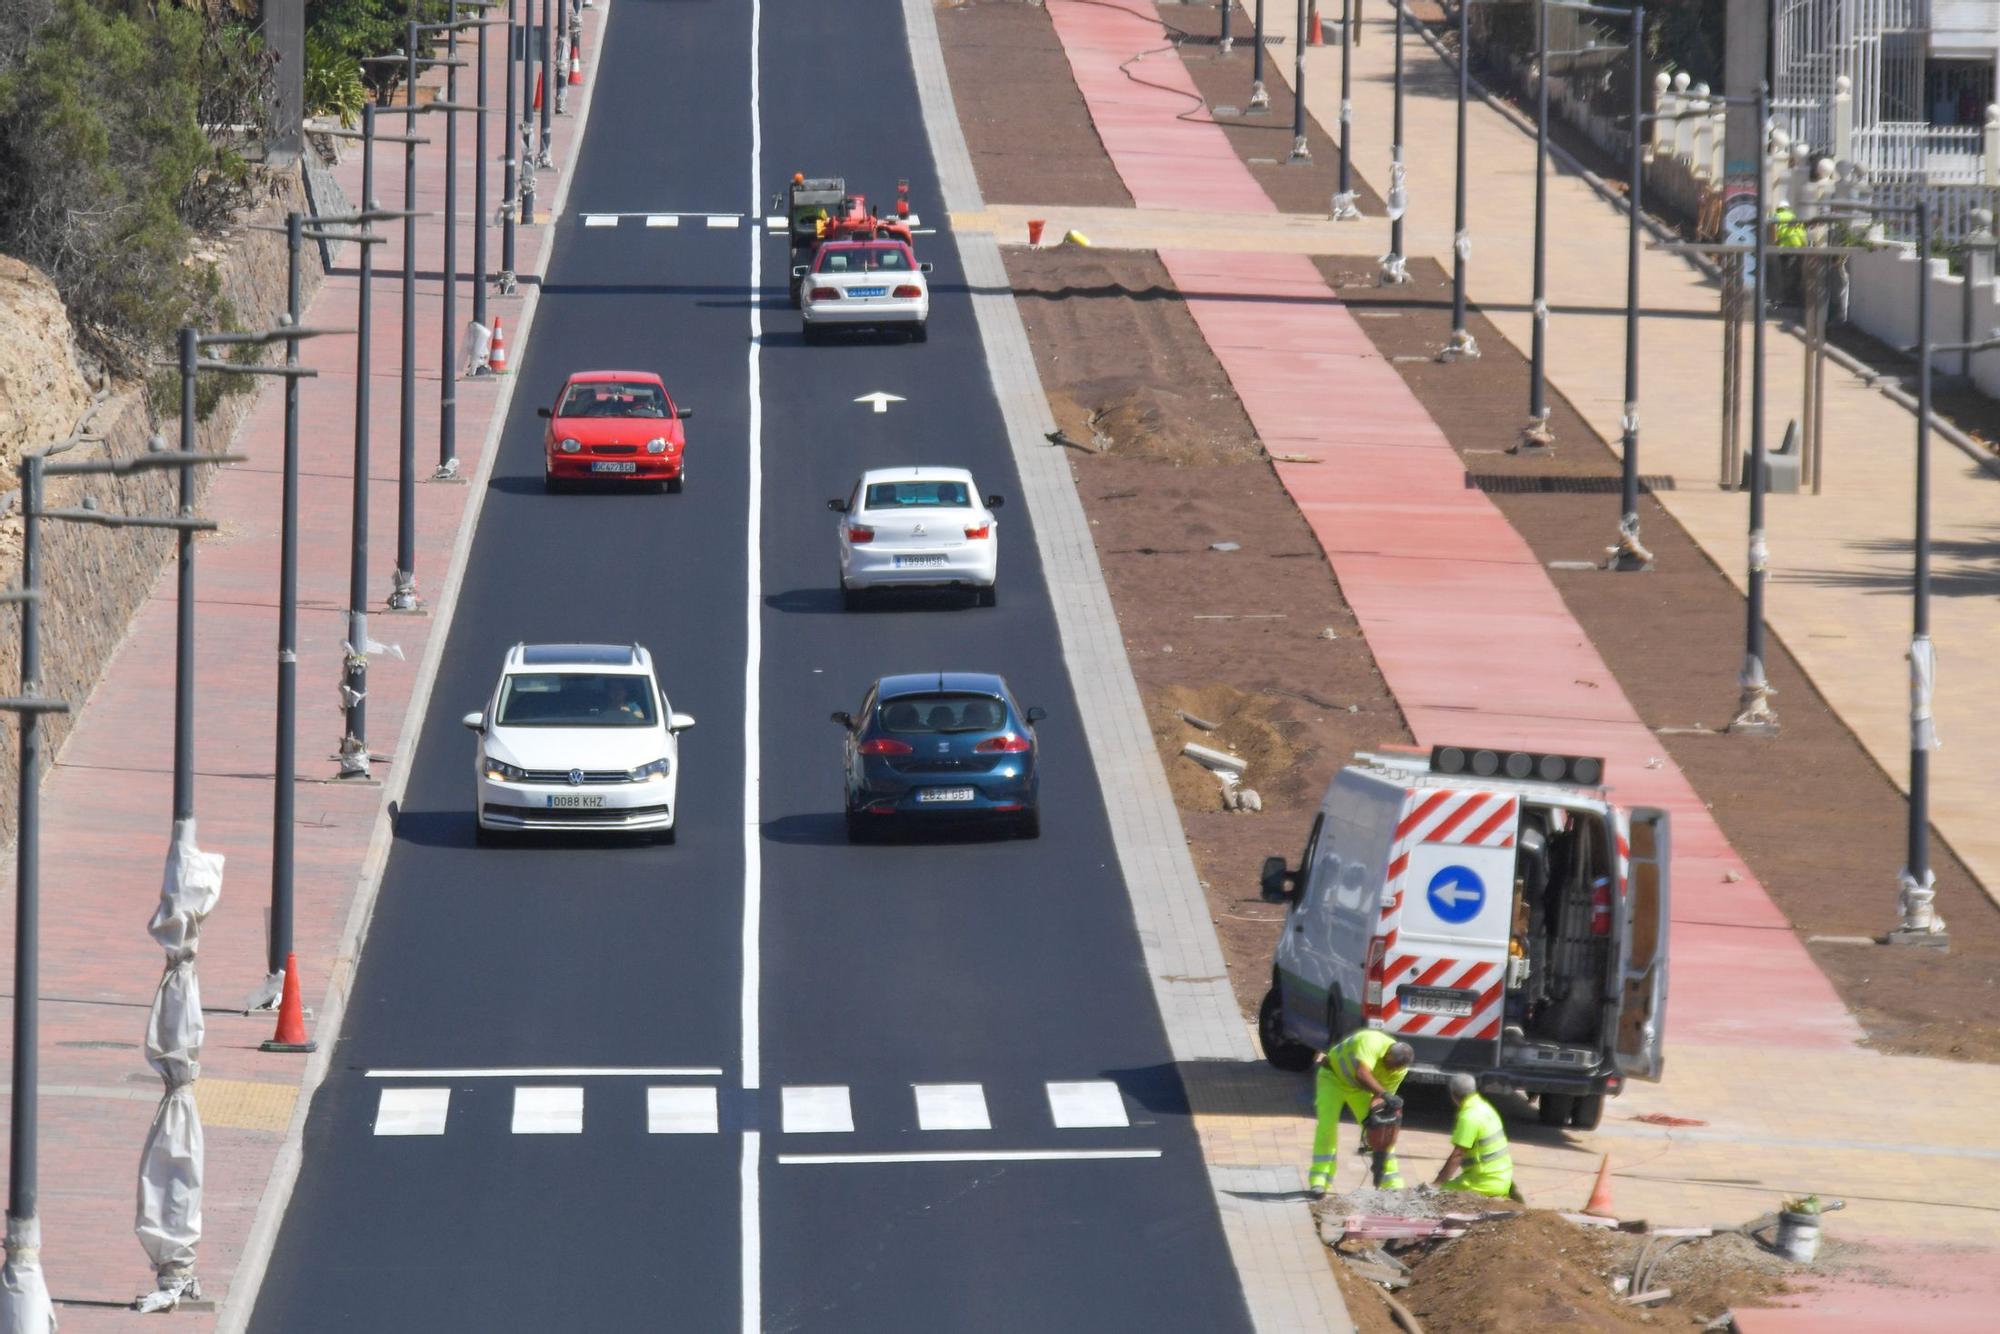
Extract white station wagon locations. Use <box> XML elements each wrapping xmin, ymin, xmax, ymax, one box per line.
<box><xmin>463</xmin><ymin>643</ymin><xmax>694</xmax><ymax>843</ymax></box>
<box><xmin>830</xmin><ymin>467</ymin><xmax>1003</xmax><ymax>609</ymax></box>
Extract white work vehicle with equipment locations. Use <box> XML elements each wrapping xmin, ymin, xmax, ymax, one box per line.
<box><xmin>1258</xmin><ymin>744</ymin><xmax>1669</xmax><ymax>1130</ymax></box>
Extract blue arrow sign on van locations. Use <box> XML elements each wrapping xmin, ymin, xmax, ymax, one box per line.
<box><xmin>1426</xmin><ymin>865</ymin><xmax>1486</xmax><ymax>924</ymax></box>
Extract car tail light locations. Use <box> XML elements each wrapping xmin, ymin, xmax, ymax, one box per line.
<box><xmin>974</xmin><ymin>733</ymin><xmax>1031</xmax><ymax>754</ymax></box>
<box><xmin>963</xmin><ymin>523</ymin><xmax>990</xmax><ymax>540</ymax></box>
<box><xmin>846</xmin><ymin>524</ymin><xmax>875</xmax><ymax>544</ymax></box>
<box><xmin>857</xmin><ymin>737</ymin><xmax>912</xmax><ymax>756</ymax></box>
<box><xmin>810</xmin><ymin>286</ymin><xmax>841</xmax><ymax>300</ymax></box>
<box><xmin>893</xmin><ymin>284</ymin><xmax>922</xmax><ymax>299</ymax></box>
<box><xmin>1362</xmin><ymin>935</ymin><xmax>1390</xmax><ymax>1021</ymax></box>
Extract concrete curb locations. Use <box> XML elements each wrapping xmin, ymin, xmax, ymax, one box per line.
<box><xmin>212</xmin><ymin>9</ymin><xmax>611</xmax><ymax>1328</ymax></box>
<box><xmin>902</xmin><ymin>3</ymin><xmax>1351</xmax><ymax>1331</ymax></box>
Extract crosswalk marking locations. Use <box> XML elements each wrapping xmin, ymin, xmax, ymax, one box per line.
<box><xmin>781</xmin><ymin>1149</ymin><xmax>1162</xmax><ymax>1166</ymax></box>
<box><xmin>647</xmin><ymin>1086</ymin><xmax>719</xmax><ymax>1134</ymax></box>
<box><xmin>913</xmin><ymin>1083</ymin><xmax>990</xmax><ymax>1131</ymax></box>
<box><xmin>583</xmin><ymin>214</ymin><xmax>617</xmax><ymax>227</ymax></box>
<box><xmin>646</xmin><ymin>214</ymin><xmax>678</xmax><ymax>228</ymax></box>
<box><xmin>1045</xmin><ymin>1081</ymin><xmax>1129</xmax><ymax>1129</ymax></box>
<box><xmin>512</xmin><ymin>1086</ymin><xmax>584</xmax><ymax>1134</ymax></box>
<box><xmin>706</xmin><ymin>215</ymin><xmax>740</xmax><ymax>229</ymax></box>
<box><xmin>374</xmin><ymin>1087</ymin><xmax>449</xmax><ymax>1136</ymax></box>
<box><xmin>781</xmin><ymin>1085</ymin><xmax>853</xmax><ymax>1134</ymax></box>
<box><xmin>765</xmin><ymin>216</ymin><xmax>786</xmax><ymax>230</ymax></box>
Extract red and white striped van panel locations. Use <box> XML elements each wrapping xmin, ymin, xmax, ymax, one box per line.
<box><xmin>1376</xmin><ymin>786</ymin><xmax>1518</xmax><ymax>1045</ymax></box>
<box><xmin>1376</xmin><ymin>958</ymin><xmax>1504</xmax><ymax>1041</ymax></box>
<box><xmin>1383</xmin><ymin>789</ymin><xmax>1518</xmax><ymax>892</ymax></box>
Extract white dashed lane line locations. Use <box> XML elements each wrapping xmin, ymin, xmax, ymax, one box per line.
<box><xmin>512</xmin><ymin>1086</ymin><xmax>585</xmax><ymax>1135</ymax></box>
<box><xmin>913</xmin><ymin>1083</ymin><xmax>991</xmax><ymax>1131</ymax></box>
<box><xmin>646</xmin><ymin>214</ymin><xmax>679</xmax><ymax>227</ymax></box>
<box><xmin>780</xmin><ymin>1085</ymin><xmax>854</xmax><ymax>1134</ymax></box>
<box><xmin>648</xmin><ymin>1086</ymin><xmax>721</xmax><ymax>1134</ymax></box>
<box><xmin>1046</xmin><ymin>1080</ymin><xmax>1130</xmax><ymax>1129</ymax></box>
<box><xmin>373</xmin><ymin>1088</ymin><xmax>450</xmax><ymax>1136</ymax></box>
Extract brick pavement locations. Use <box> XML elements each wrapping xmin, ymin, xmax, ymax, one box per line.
<box><xmin>0</xmin><ymin>7</ymin><xmax>605</xmax><ymax>1324</ymax></box>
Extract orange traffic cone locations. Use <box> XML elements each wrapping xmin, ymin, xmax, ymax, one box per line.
<box><xmin>568</xmin><ymin>47</ymin><xmax>583</xmax><ymax>86</ymax></box>
<box><xmin>260</xmin><ymin>952</ymin><xmax>317</xmax><ymax>1053</ymax></box>
<box><xmin>1309</xmin><ymin>5</ymin><xmax>1323</xmax><ymax>45</ymax></box>
<box><xmin>488</xmin><ymin>317</ymin><xmax>509</xmax><ymax>375</ymax></box>
<box><xmin>1582</xmin><ymin>1153</ymin><xmax>1616</xmax><ymax>1217</ymax></box>
<box><xmin>533</xmin><ymin>68</ymin><xmax>544</xmax><ymax>111</ymax></box>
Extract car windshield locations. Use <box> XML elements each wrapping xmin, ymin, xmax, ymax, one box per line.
<box><xmin>864</xmin><ymin>480</ymin><xmax>970</xmax><ymax>509</ymax></box>
<box><xmin>558</xmin><ymin>383</ymin><xmax>668</xmax><ymax>418</ymax></box>
<box><xmin>495</xmin><ymin>672</ymin><xmax>657</xmax><ymax>727</ymax></box>
<box><xmin>817</xmin><ymin>245</ymin><xmax>911</xmax><ymax>273</ymax></box>
<box><xmin>878</xmin><ymin>693</ymin><xmax>1008</xmax><ymax>735</ymax></box>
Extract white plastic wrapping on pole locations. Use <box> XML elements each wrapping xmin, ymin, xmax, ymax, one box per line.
<box><xmin>134</xmin><ymin>818</ymin><xmax>224</xmax><ymax>1312</ymax></box>
<box><xmin>1908</xmin><ymin>635</ymin><xmax>1939</xmax><ymax>752</ymax></box>
<box><xmin>0</xmin><ymin>1216</ymin><xmax>55</xmax><ymax>1333</ymax></box>
<box><xmin>463</xmin><ymin>319</ymin><xmax>493</xmax><ymax>375</ymax></box>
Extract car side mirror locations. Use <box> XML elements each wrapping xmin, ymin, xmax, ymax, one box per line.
<box><xmin>1025</xmin><ymin>706</ymin><xmax>1047</xmax><ymax>724</ymax></box>
<box><xmin>1260</xmin><ymin>855</ymin><xmax>1298</xmax><ymax>904</ymax></box>
<box><xmin>536</xmin><ymin>406</ymin><xmax>552</xmax><ymax>418</ymax></box>
<box><xmin>827</xmin><ymin>498</ymin><xmax>848</xmax><ymax>513</ymax></box>
<box><xmin>830</xmin><ymin>710</ymin><xmax>854</xmax><ymax>729</ymax></box>
<box><xmin>676</xmin><ymin>407</ymin><xmax>694</xmax><ymax>420</ymax></box>
<box><xmin>668</xmin><ymin>712</ymin><xmax>696</xmax><ymax>732</ymax></box>
<box><xmin>792</xmin><ymin>265</ymin><xmax>808</xmax><ymax>279</ymax></box>
<box><xmin>461</xmin><ymin>711</ymin><xmax>485</xmax><ymax>732</ymax></box>
<box><xmin>919</xmin><ymin>262</ymin><xmax>934</xmax><ymax>274</ymax></box>
<box><xmin>985</xmin><ymin>494</ymin><xmax>1005</xmax><ymax>509</ymax></box>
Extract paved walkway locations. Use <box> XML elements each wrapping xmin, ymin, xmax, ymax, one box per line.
<box><xmin>1039</xmin><ymin>0</ymin><xmax>2000</xmax><ymax>1316</ymax></box>
<box><xmin>0</xmin><ymin>11</ymin><xmax>604</xmax><ymax>1324</ymax></box>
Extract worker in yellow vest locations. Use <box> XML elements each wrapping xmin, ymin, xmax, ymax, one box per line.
<box><xmin>1772</xmin><ymin>200</ymin><xmax>1807</xmax><ymax>304</ymax></box>
<box><xmin>1434</xmin><ymin>1073</ymin><xmax>1515</xmax><ymax>1198</ymax></box>
<box><xmin>1308</xmin><ymin>1029</ymin><xmax>1414</xmax><ymax>1196</ymax></box>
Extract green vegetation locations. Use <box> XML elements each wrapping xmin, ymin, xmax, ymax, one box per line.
<box><xmin>305</xmin><ymin>36</ymin><xmax>367</xmax><ymax>125</ymax></box>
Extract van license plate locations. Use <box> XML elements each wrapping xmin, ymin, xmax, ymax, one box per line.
<box><xmin>1400</xmin><ymin>987</ymin><xmax>1474</xmax><ymax>1018</ymax></box>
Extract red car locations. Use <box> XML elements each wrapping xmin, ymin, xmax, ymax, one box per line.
<box><xmin>537</xmin><ymin>370</ymin><xmax>692</xmax><ymax>492</ymax></box>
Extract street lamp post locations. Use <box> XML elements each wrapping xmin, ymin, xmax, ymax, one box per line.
<box><xmin>1524</xmin><ymin>0</ymin><xmax>1553</xmax><ymax>448</ymax></box>
<box><xmin>540</xmin><ymin>0</ymin><xmax>554</xmax><ymax>152</ymax></box>
<box><xmin>1250</xmin><ymin>0</ymin><xmax>1270</xmax><ymax>110</ymax></box>
<box><xmin>1608</xmin><ymin>2</ymin><xmax>1650</xmax><ymax>570</ymax></box>
<box><xmin>1380</xmin><ymin>0</ymin><xmax>1409</xmax><ymax>283</ymax></box>
<box><xmin>1220</xmin><ymin>0</ymin><xmax>1233</xmax><ymax>53</ymax></box>
<box><xmin>1443</xmin><ymin>0</ymin><xmax>1478</xmax><ymax>358</ymax></box>
<box><xmin>1292</xmin><ymin>0</ymin><xmax>1311</xmax><ymax>162</ymax></box>
<box><xmin>499</xmin><ymin>0</ymin><xmax>520</xmax><ymax>293</ymax></box>
<box><xmin>1728</xmin><ymin>81</ymin><xmax>1778</xmax><ymax>733</ymax></box>
<box><xmin>1332</xmin><ymin>0</ymin><xmax>1357</xmax><ymax>206</ymax></box>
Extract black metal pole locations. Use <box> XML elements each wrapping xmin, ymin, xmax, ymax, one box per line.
<box><xmin>501</xmin><ymin>0</ymin><xmax>519</xmax><ymax>288</ymax></box>
<box><xmin>1445</xmin><ymin>0</ymin><xmax>1475</xmax><ymax>356</ymax></box>
<box><xmin>343</xmin><ymin>103</ymin><xmax>376</xmax><ymax>775</ymax></box>
<box><xmin>1732</xmin><ymin>80</ymin><xmax>1776</xmax><ymax>733</ymax></box>
<box><xmin>174</xmin><ymin>325</ymin><xmax>197</xmax><ymax>823</ymax></box>
<box><xmin>10</xmin><ymin>454</ymin><xmax>45</xmax><ymax>1231</ymax></box>
<box><xmin>539</xmin><ymin>0</ymin><xmax>553</xmax><ymax>154</ymax></box>
<box><xmin>439</xmin><ymin>19</ymin><xmax>460</xmax><ymax>478</ymax></box>
<box><xmin>394</xmin><ymin>23</ymin><xmax>420</xmax><ymax>611</ymax></box>
<box><xmin>1332</xmin><ymin>0</ymin><xmax>1354</xmax><ymax>196</ymax></box>
<box><xmin>1220</xmin><ymin>0</ymin><xmax>1233</xmax><ymax>52</ymax></box>
<box><xmin>1382</xmin><ymin>0</ymin><xmax>1407</xmax><ymax>281</ymax></box>
<box><xmin>474</xmin><ymin>16</ymin><xmax>490</xmax><ymax>328</ymax></box>
<box><xmin>1526</xmin><ymin>0</ymin><xmax>1551</xmax><ymax>444</ymax></box>
<box><xmin>271</xmin><ymin>211</ymin><xmax>303</xmax><ymax>978</ymax></box>
<box><xmin>1613</xmin><ymin>4</ymin><xmax>1649</xmax><ymax>568</ymax></box>
<box><xmin>1293</xmin><ymin>0</ymin><xmax>1311</xmax><ymax>162</ymax></box>
<box><xmin>1251</xmin><ymin>0</ymin><xmax>1268</xmax><ymax>109</ymax></box>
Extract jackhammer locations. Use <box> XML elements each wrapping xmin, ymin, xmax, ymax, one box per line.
<box><xmin>1363</xmin><ymin>1095</ymin><xmax>1405</xmax><ymax>1187</ymax></box>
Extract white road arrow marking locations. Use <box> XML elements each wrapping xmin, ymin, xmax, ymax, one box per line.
<box><xmin>854</xmin><ymin>392</ymin><xmax>906</xmax><ymax>414</ymax></box>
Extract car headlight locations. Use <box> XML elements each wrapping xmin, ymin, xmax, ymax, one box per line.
<box><xmin>630</xmin><ymin>757</ymin><xmax>672</xmax><ymax>782</ymax></box>
<box><xmin>645</xmin><ymin>437</ymin><xmax>668</xmax><ymax>455</ymax></box>
<box><xmin>557</xmin><ymin>438</ymin><xmax>581</xmax><ymax>454</ymax></box>
<box><xmin>483</xmin><ymin>757</ymin><xmax>528</xmax><ymax>783</ymax></box>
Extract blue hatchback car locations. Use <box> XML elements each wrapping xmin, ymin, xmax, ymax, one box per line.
<box><xmin>834</xmin><ymin>672</ymin><xmax>1045</xmax><ymax>841</ymax></box>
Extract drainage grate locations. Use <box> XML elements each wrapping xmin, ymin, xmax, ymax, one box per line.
<box><xmin>1465</xmin><ymin>473</ymin><xmax>1677</xmax><ymax>494</ymax></box>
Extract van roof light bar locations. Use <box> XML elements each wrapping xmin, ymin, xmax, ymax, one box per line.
<box><xmin>1430</xmin><ymin>745</ymin><xmax>1605</xmax><ymax>788</ymax></box>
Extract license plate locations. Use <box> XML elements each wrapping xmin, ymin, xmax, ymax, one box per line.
<box><xmin>850</xmin><ymin>286</ymin><xmax>887</xmax><ymax>298</ymax></box>
<box><xmin>591</xmin><ymin>461</ymin><xmax>637</xmax><ymax>474</ymax></box>
<box><xmin>917</xmin><ymin>787</ymin><xmax>975</xmax><ymax>803</ymax></box>
<box><xmin>893</xmin><ymin>554</ymin><xmax>947</xmax><ymax>568</ymax></box>
<box><xmin>1399</xmin><ymin>987</ymin><xmax>1474</xmax><ymax>1018</ymax></box>
<box><xmin>547</xmin><ymin>793</ymin><xmax>606</xmax><ymax>809</ymax></box>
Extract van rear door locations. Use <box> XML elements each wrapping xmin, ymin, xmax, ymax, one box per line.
<box><xmin>1613</xmin><ymin>807</ymin><xmax>1671</xmax><ymax>1080</ymax></box>
<box><xmin>1387</xmin><ymin>791</ymin><xmax>1518</xmax><ymax>1045</ymax></box>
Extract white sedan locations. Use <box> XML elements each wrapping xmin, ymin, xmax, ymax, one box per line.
<box><xmin>831</xmin><ymin>467</ymin><xmax>1003</xmax><ymax>609</ymax></box>
<box><xmin>463</xmin><ymin>642</ymin><xmax>694</xmax><ymax>842</ymax></box>
<box><xmin>799</xmin><ymin>240</ymin><xmax>931</xmax><ymax>343</ymax></box>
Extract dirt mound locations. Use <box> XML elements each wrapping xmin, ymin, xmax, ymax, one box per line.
<box><xmin>1150</xmin><ymin>681</ymin><xmax>1335</xmax><ymax>815</ymax></box>
<box><xmin>0</xmin><ymin>254</ymin><xmax>91</xmax><ymax>474</ymax></box>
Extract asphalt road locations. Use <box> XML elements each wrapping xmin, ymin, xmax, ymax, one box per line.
<box><xmin>250</xmin><ymin>1</ymin><xmax>1251</xmax><ymax>1329</ymax></box>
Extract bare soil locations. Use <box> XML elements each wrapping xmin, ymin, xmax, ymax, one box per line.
<box><xmin>1323</xmin><ymin>254</ymin><xmax>2000</xmax><ymax>1063</ymax></box>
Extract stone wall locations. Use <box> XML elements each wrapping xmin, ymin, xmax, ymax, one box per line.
<box><xmin>0</xmin><ymin>165</ymin><xmax>324</xmax><ymax>841</ymax></box>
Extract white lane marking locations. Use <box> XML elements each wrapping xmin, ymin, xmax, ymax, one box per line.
<box><xmin>648</xmin><ymin>1086</ymin><xmax>720</xmax><ymax>1134</ymax></box>
<box><xmin>647</xmin><ymin>214</ymin><xmax>679</xmax><ymax>228</ymax></box>
<box><xmin>744</xmin><ymin>4</ymin><xmax>765</xmax><ymax>1329</ymax></box>
<box><xmin>765</xmin><ymin>216</ymin><xmax>785</xmax><ymax>230</ymax></box>
<box><xmin>781</xmin><ymin>1085</ymin><xmax>853</xmax><ymax>1134</ymax></box>
<box><xmin>853</xmin><ymin>391</ymin><xmax>906</xmax><ymax>414</ymax></box>
<box><xmin>740</xmin><ymin>1130</ymin><xmax>761</xmax><ymax>1327</ymax></box>
<box><xmin>511</xmin><ymin>1086</ymin><xmax>585</xmax><ymax>1134</ymax></box>
<box><xmin>708</xmin><ymin>214</ymin><xmax>741</xmax><ymax>229</ymax></box>
<box><xmin>905</xmin><ymin>213</ymin><xmax>921</xmax><ymax>226</ymax></box>
<box><xmin>913</xmin><ymin>228</ymin><xmax>938</xmax><ymax>236</ymax></box>
<box><xmin>779</xmin><ymin>1149</ymin><xmax>1163</xmax><ymax>1166</ymax></box>
<box><xmin>373</xmin><ymin>1088</ymin><xmax>450</xmax><ymax>1136</ymax></box>
<box><xmin>584</xmin><ymin>214</ymin><xmax>618</xmax><ymax>227</ymax></box>
<box><xmin>366</xmin><ymin>1066</ymin><xmax>721</xmax><ymax>1079</ymax></box>
<box><xmin>914</xmin><ymin>1083</ymin><xmax>991</xmax><ymax>1131</ymax></box>
<box><xmin>1046</xmin><ymin>1081</ymin><xmax>1130</xmax><ymax>1129</ymax></box>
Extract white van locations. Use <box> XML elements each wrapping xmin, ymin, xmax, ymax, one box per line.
<box><xmin>1257</xmin><ymin>745</ymin><xmax>1669</xmax><ymax>1130</ymax></box>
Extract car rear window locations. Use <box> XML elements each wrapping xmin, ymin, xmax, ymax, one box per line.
<box><xmin>878</xmin><ymin>693</ymin><xmax>1008</xmax><ymax>734</ymax></box>
<box><xmin>864</xmin><ymin>480</ymin><xmax>970</xmax><ymax>509</ymax></box>
<box><xmin>817</xmin><ymin>245</ymin><xmax>912</xmax><ymax>273</ymax></box>
<box><xmin>496</xmin><ymin>673</ymin><xmax>657</xmax><ymax>727</ymax></box>
<box><xmin>559</xmin><ymin>383</ymin><xmax>668</xmax><ymax>418</ymax></box>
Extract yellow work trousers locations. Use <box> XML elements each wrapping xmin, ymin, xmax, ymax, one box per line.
<box><xmin>1309</xmin><ymin>1066</ymin><xmax>1403</xmax><ymax>1191</ymax></box>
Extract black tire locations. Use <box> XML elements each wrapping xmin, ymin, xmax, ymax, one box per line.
<box><xmin>666</xmin><ymin>475</ymin><xmax>683</xmax><ymax>494</ymax></box>
<box><xmin>844</xmin><ymin>810</ymin><xmax>871</xmax><ymax>843</ymax></box>
<box><xmin>840</xmin><ymin>584</ymin><xmax>864</xmax><ymax>612</ymax></box>
<box><xmin>909</xmin><ymin>321</ymin><xmax>929</xmax><ymax>344</ymax></box>
<box><xmin>1259</xmin><ymin>986</ymin><xmax>1316</xmax><ymax>1072</ymax></box>
<box><xmin>1014</xmin><ymin>809</ymin><xmax>1040</xmax><ymax>840</ymax></box>
<box><xmin>975</xmin><ymin>583</ymin><xmax>997</xmax><ymax>608</ymax></box>
<box><xmin>1538</xmin><ymin>1093</ymin><xmax>1576</xmax><ymax>1127</ymax></box>
<box><xmin>1568</xmin><ymin>1094</ymin><xmax>1605</xmax><ymax>1131</ymax></box>
<box><xmin>474</xmin><ymin>822</ymin><xmax>501</xmax><ymax>847</ymax></box>
<box><xmin>543</xmin><ymin>473</ymin><xmax>561</xmax><ymax>494</ymax></box>
<box><xmin>803</xmin><ymin>323</ymin><xmax>823</xmax><ymax>345</ymax></box>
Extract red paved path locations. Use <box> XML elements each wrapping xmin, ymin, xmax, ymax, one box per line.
<box><xmin>1044</xmin><ymin>0</ymin><xmax>1857</xmax><ymax>1050</ymax></box>
<box><xmin>0</xmin><ymin>11</ymin><xmax>603</xmax><ymax>1323</ymax></box>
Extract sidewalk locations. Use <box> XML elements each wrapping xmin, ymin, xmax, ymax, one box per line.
<box><xmin>1278</xmin><ymin>12</ymin><xmax>2000</xmax><ymax>909</ymax></box>
<box><xmin>0</xmin><ymin>11</ymin><xmax>603</xmax><ymax>1325</ymax></box>
<box><xmin>1038</xmin><ymin>0</ymin><xmax>2000</xmax><ymax>1316</ymax></box>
